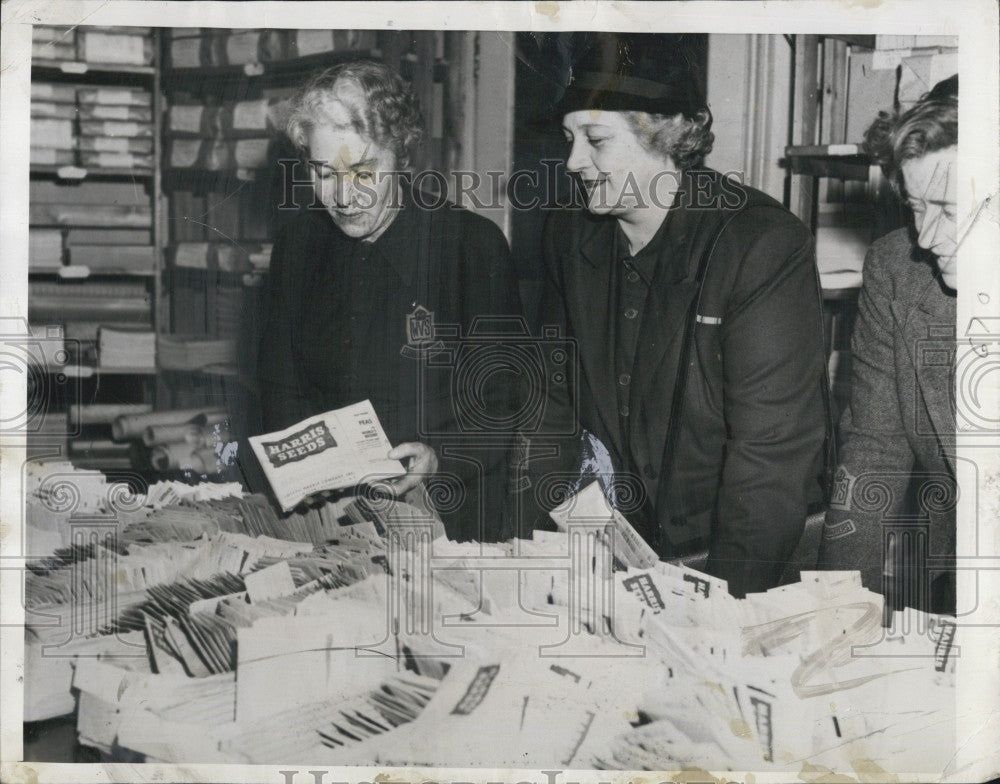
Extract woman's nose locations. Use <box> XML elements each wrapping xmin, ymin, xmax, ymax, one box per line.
<box><xmin>915</xmin><ymin>205</ymin><xmax>942</xmax><ymax>252</ymax></box>
<box><xmin>566</xmin><ymin>138</ymin><xmax>589</xmax><ymax>173</ymax></box>
<box><xmin>331</xmin><ymin>175</ymin><xmax>357</xmax><ymax>207</ymax></box>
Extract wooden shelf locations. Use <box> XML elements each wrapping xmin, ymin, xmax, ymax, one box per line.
<box><xmin>162</xmin><ymin>168</ymin><xmax>260</xmax><ymax>190</ymax></box>
<box><xmin>30</xmin><ymin>165</ymin><xmax>154</xmax><ymax>181</ymax></box>
<box><xmin>784</xmin><ymin>144</ymin><xmax>872</xmax><ymax>181</ymax></box>
<box><xmin>32</xmin><ymin>60</ymin><xmax>155</xmax><ymax>83</ymax></box>
<box><xmin>44</xmin><ymin>365</ymin><xmax>157</xmax><ymax>379</ymax></box>
<box><xmin>30</xmin><ymin>266</ymin><xmax>156</xmax><ymax>279</ymax></box>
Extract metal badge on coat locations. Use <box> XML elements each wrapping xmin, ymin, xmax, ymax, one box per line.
<box><xmin>401</xmin><ymin>304</ymin><xmax>445</xmax><ymax>358</ymax></box>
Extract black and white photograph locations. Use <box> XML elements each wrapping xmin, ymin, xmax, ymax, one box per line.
<box><xmin>1</xmin><ymin>1</ymin><xmax>997</xmax><ymax>782</ymax></box>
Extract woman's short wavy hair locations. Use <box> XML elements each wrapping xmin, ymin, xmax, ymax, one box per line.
<box><xmin>622</xmin><ymin>108</ymin><xmax>715</xmax><ymax>170</ymax></box>
<box><xmin>864</xmin><ymin>74</ymin><xmax>957</xmax><ymax>194</ymax></box>
<box><xmin>285</xmin><ymin>60</ymin><xmax>425</xmax><ymax>168</ymax></box>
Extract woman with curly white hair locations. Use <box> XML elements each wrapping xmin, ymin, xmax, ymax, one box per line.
<box><xmin>258</xmin><ymin>60</ymin><xmax>522</xmax><ymax>541</ymax></box>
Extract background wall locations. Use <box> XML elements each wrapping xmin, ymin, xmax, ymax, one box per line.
<box><xmin>705</xmin><ymin>34</ymin><xmax>793</xmax><ymax>204</ymax></box>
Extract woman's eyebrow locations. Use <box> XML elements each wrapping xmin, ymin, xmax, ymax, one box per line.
<box><xmin>311</xmin><ymin>155</ymin><xmax>378</xmax><ymax>172</ymax></box>
<box><xmin>562</xmin><ymin>123</ymin><xmax>612</xmax><ymax>133</ymax></box>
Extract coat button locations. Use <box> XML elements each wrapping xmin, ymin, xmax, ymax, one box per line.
<box><xmin>624</xmin><ymin>308</ymin><xmax>639</xmax><ymax>319</ymax></box>
<box><xmin>620</xmin><ymin>404</ymin><xmax>630</xmax><ymax>417</ymax></box>
<box><xmin>626</xmin><ymin>271</ymin><xmax>640</xmax><ymax>284</ymax></box>
<box><xmin>618</xmin><ymin>373</ymin><xmax>631</xmax><ymax>386</ymax></box>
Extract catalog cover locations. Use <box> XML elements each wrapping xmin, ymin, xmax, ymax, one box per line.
<box><xmin>247</xmin><ymin>400</ymin><xmax>404</xmax><ymax>511</ymax></box>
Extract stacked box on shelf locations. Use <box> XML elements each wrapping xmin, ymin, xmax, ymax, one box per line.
<box><xmin>75</xmin><ymin>26</ymin><xmax>155</xmax><ymax>67</ymax></box>
<box><xmin>167</xmin><ymin>28</ymin><xmax>288</xmax><ymax>69</ymax></box>
<box><xmin>98</xmin><ymin>325</ymin><xmax>157</xmax><ymax>370</ymax></box>
<box><xmin>165</xmin><ymin>91</ymin><xmax>292</xmax><ymax>177</ymax></box>
<box><xmin>30</xmin><ymin>80</ymin><xmax>77</xmax><ymax>167</ymax></box>
<box><xmin>31</xmin><ymin>25</ymin><xmax>77</xmax><ymax>63</ymax></box>
<box><xmin>28</xmin><ymin>28</ymin><xmax>162</xmax><ymax>475</ymax></box>
<box><xmin>29</xmin><ymin>227</ymin><xmax>65</xmax><ymax>272</ymax></box>
<box><xmin>30</xmin><ymin>179</ymin><xmax>156</xmax><ymax>276</ymax></box>
<box><xmin>30</xmin><ymin>279</ymin><xmax>152</xmax><ymax>345</ymax></box>
<box><xmin>286</xmin><ymin>29</ymin><xmax>379</xmax><ymax>59</ymax></box>
<box><xmin>167</xmin><ymin>28</ymin><xmax>377</xmax><ymax>71</ymax></box>
<box><xmin>77</xmin><ymin>85</ymin><xmax>155</xmax><ymax>172</ymax></box>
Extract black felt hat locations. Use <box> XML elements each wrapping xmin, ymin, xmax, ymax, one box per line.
<box><xmin>556</xmin><ymin>33</ymin><xmax>709</xmax><ymax>120</ymax></box>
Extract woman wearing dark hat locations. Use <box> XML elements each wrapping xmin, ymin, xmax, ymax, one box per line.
<box><xmin>818</xmin><ymin>75</ymin><xmax>959</xmax><ymax>615</ymax></box>
<box><xmin>519</xmin><ymin>34</ymin><xmax>830</xmax><ymax>597</ymax></box>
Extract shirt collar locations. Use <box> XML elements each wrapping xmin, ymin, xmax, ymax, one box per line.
<box><xmin>615</xmin><ymin>211</ymin><xmax>671</xmax><ymax>285</ymax></box>
<box><xmin>366</xmin><ymin>185</ymin><xmax>421</xmax><ymax>287</ymax></box>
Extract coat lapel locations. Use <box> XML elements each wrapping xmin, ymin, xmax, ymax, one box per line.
<box><xmin>631</xmin><ymin>180</ymin><xmax>706</xmax><ymax>418</ymax></box>
<box><xmin>632</xmin><ymin>237</ymin><xmax>699</xmax><ymax>415</ymax></box>
<box><xmin>568</xmin><ymin>215</ymin><xmax>626</xmax><ymax>456</ymax></box>
<box><xmin>895</xmin><ymin>273</ymin><xmax>957</xmax><ymax>475</ymax></box>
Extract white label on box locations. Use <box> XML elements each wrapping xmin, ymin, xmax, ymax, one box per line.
<box><xmin>170</xmin><ymin>139</ymin><xmax>202</xmax><ymax>168</ymax></box>
<box><xmin>90</xmin><ymin>137</ymin><xmax>130</xmax><ymax>153</ymax></box>
<box><xmin>232</xmin><ymin>99</ymin><xmax>268</xmax><ymax>131</ymax></box>
<box><xmin>86</xmin><ymin>153</ymin><xmax>140</xmax><ymax>168</ymax></box>
<box><xmin>174</xmin><ymin>242</ymin><xmax>211</xmax><ymax>268</ymax></box>
<box><xmin>113</xmin><ymin>122</ymin><xmax>141</xmax><ymax>136</ymax></box>
<box><xmin>30</xmin><ymin>148</ymin><xmax>58</xmax><ymax>165</ymax></box>
<box><xmin>33</xmin><ymin>119</ymin><xmax>75</xmax><ymax>147</ymax></box>
<box><xmin>226</xmin><ymin>32</ymin><xmax>260</xmax><ymax>65</ymax></box>
<box><xmin>170</xmin><ymin>105</ymin><xmax>204</xmax><ymax>134</ymax></box>
<box><xmin>171</xmin><ymin>37</ymin><xmax>203</xmax><ymax>67</ymax></box>
<box><xmin>294</xmin><ymin>30</ymin><xmax>335</xmax><ymax>57</ymax></box>
<box><xmin>92</xmin><ymin>106</ymin><xmax>131</xmax><ymax>121</ymax></box>
<box><xmin>93</xmin><ymin>88</ymin><xmax>145</xmax><ymax>105</ymax></box>
<box><xmin>234</xmin><ymin>138</ymin><xmax>270</xmax><ymax>168</ymax></box>
<box><xmin>84</xmin><ymin>32</ymin><xmax>147</xmax><ymax>65</ymax></box>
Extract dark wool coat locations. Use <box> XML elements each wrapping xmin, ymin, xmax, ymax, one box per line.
<box><xmin>521</xmin><ymin>168</ymin><xmax>830</xmax><ymax>597</ymax></box>
<box><xmin>257</xmin><ymin>192</ymin><xmax>523</xmax><ymax>541</ymax></box>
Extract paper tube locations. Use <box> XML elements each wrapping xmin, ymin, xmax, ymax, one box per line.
<box><xmin>70</xmin><ymin>403</ymin><xmax>152</xmax><ymax>427</ymax></box>
<box><xmin>142</xmin><ymin>423</ymin><xmax>200</xmax><ymax>447</ymax></box>
<box><xmin>113</xmin><ymin>407</ymin><xmax>226</xmax><ymax>441</ymax></box>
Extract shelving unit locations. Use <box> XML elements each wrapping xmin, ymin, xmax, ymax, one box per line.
<box><xmin>27</xmin><ymin>26</ymin><xmax>164</xmax><ymax>471</ymax></box>
<box><xmin>26</xmin><ymin>26</ymin><xmax>486</xmax><ymax>482</ymax></box>
<box><xmin>784</xmin><ymin>34</ymin><xmax>958</xmax><ymax>417</ymax></box>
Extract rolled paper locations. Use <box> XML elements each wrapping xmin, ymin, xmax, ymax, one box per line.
<box><xmin>142</xmin><ymin>423</ymin><xmax>200</xmax><ymax>447</ymax></box>
<box><xmin>68</xmin><ymin>439</ymin><xmax>132</xmax><ymax>456</ymax></box>
<box><xmin>112</xmin><ymin>407</ymin><xmax>227</xmax><ymax>441</ymax></box>
<box><xmin>69</xmin><ymin>403</ymin><xmax>152</xmax><ymax>427</ymax></box>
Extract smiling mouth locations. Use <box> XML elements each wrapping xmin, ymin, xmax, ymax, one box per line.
<box><xmin>579</xmin><ymin>177</ymin><xmax>607</xmax><ymax>194</ymax></box>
